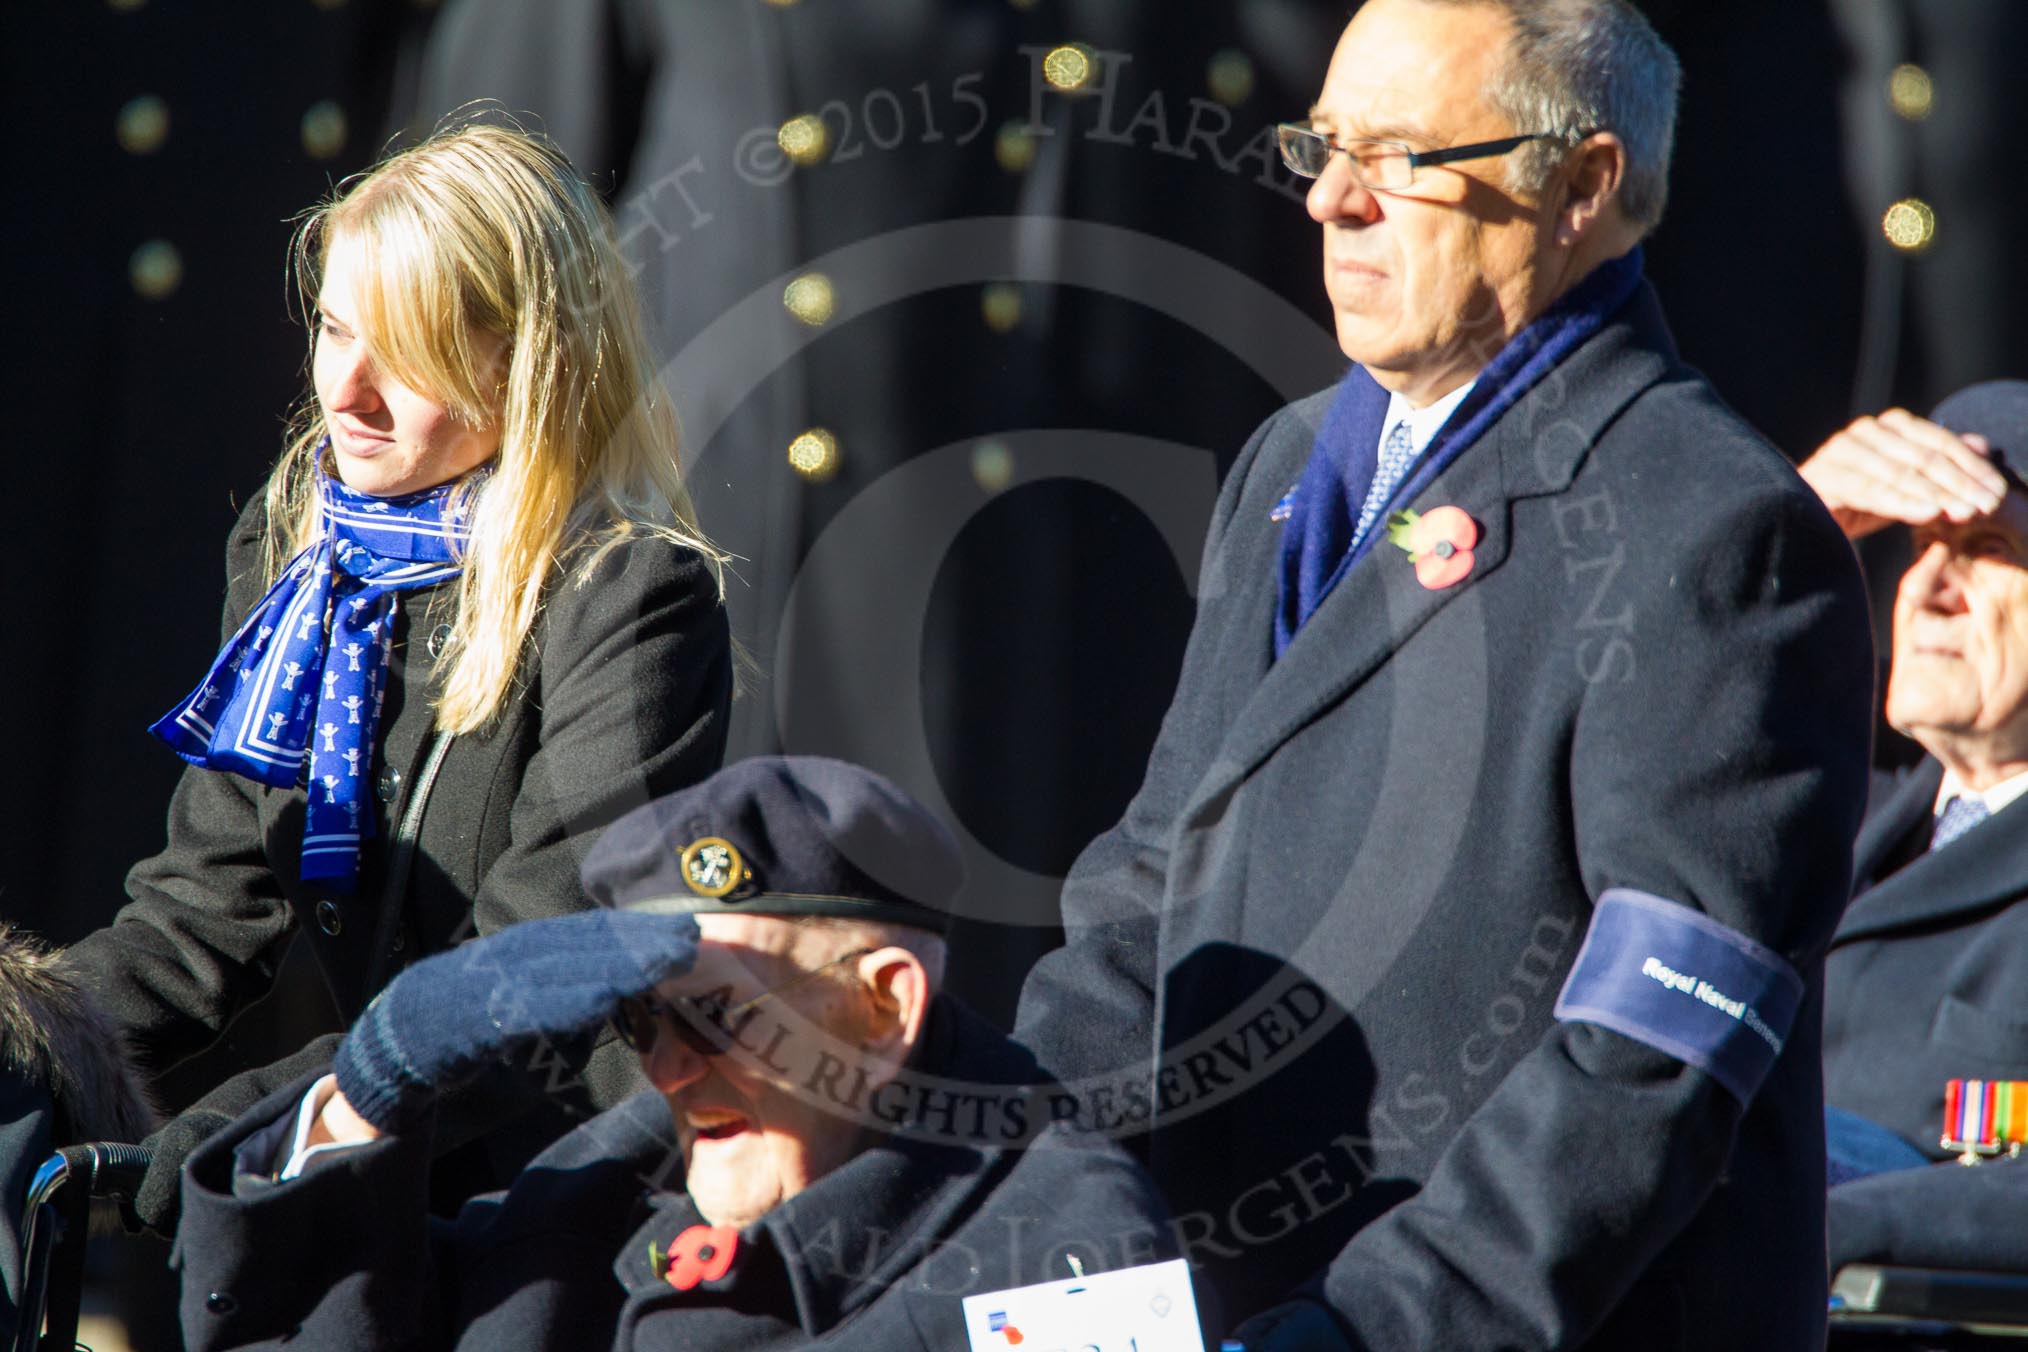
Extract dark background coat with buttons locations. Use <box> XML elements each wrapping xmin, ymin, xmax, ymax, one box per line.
<box><xmin>401</xmin><ymin>0</ymin><xmax>1358</xmax><ymax>1026</ymax></box>
<box><xmin>11</xmin><ymin>0</ymin><xmax>2001</xmax><ymax>1043</ymax></box>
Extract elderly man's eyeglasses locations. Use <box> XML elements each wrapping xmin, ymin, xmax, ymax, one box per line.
<box><xmin>1275</xmin><ymin>123</ymin><xmax>1558</xmax><ymax>190</ymax></box>
<box><xmin>612</xmin><ymin>947</ymin><xmax>875</xmax><ymax>1056</ymax></box>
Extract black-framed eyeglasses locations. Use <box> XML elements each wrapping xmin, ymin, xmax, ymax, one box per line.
<box><xmin>611</xmin><ymin>946</ymin><xmax>876</xmax><ymax>1056</ymax></box>
<box><xmin>1275</xmin><ymin>122</ymin><xmax>1560</xmax><ymax>190</ymax></box>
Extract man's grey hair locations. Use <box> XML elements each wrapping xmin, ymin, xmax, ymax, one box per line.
<box><xmin>1429</xmin><ymin>0</ymin><xmax>1681</xmax><ymax>233</ymax></box>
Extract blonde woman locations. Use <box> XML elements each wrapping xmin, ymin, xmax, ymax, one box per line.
<box><xmin>55</xmin><ymin>123</ymin><xmax>732</xmax><ymax>1232</ymax></box>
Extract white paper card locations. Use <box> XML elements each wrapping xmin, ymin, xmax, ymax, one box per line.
<box><xmin>961</xmin><ymin>1257</ymin><xmax>1205</xmax><ymax>1352</ymax></box>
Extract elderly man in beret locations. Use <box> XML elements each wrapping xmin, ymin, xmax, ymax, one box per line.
<box><xmin>1799</xmin><ymin>381</ymin><xmax>2028</xmax><ymax>1275</ymax></box>
<box><xmin>170</xmin><ymin>757</ymin><xmax>1172</xmax><ymax>1351</ymax></box>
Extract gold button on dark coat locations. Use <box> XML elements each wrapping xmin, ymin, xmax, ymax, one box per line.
<box><xmin>994</xmin><ymin>122</ymin><xmax>1037</xmax><ymax>173</ymax></box>
<box><xmin>116</xmin><ymin>96</ymin><xmax>170</xmax><ymax>154</ymax></box>
<box><xmin>777</xmin><ymin>114</ymin><xmax>830</xmax><ymax>167</ymax></box>
<box><xmin>1882</xmin><ymin>198</ymin><xmax>1937</xmax><ymax>253</ymax></box>
<box><xmin>980</xmin><ymin>283</ymin><xmax>1021</xmax><ymax>332</ymax></box>
<box><xmin>783</xmin><ymin>273</ymin><xmax>836</xmax><ymax>326</ymax></box>
<box><xmin>787</xmin><ymin>429</ymin><xmax>841</xmax><ymax>482</ymax></box>
<box><xmin>1042</xmin><ymin>43</ymin><xmax>1098</xmax><ymax>92</ymax></box>
<box><xmin>1887</xmin><ymin>63</ymin><xmax>1933</xmax><ymax>121</ymax></box>
<box><xmin>129</xmin><ymin>240</ymin><xmax>182</xmax><ymax>301</ymax></box>
<box><xmin>301</xmin><ymin>101</ymin><xmax>348</xmax><ymax>160</ymax></box>
<box><xmin>1207</xmin><ymin>49</ymin><xmax>1256</xmax><ymax>108</ymax></box>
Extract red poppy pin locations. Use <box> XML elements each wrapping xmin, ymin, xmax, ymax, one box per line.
<box><xmin>651</xmin><ymin>1223</ymin><xmax>739</xmax><ymax>1291</ymax></box>
<box><xmin>1386</xmin><ymin>506</ymin><xmax>1479</xmax><ymax>589</ymax></box>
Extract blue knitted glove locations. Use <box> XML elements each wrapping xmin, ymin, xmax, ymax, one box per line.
<box><xmin>333</xmin><ymin>909</ymin><xmax>700</xmax><ymax>1134</ymax></box>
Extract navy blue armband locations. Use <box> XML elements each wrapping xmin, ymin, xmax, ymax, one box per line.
<box><xmin>1553</xmin><ymin>888</ymin><xmax>1803</xmax><ymax>1105</ymax></box>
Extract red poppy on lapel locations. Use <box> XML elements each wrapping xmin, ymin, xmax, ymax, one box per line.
<box><xmin>654</xmin><ymin>1223</ymin><xmax>739</xmax><ymax>1291</ymax></box>
<box><xmin>1387</xmin><ymin>506</ymin><xmax>1479</xmax><ymax>589</ymax></box>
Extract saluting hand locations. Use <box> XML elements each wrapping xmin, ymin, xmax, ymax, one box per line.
<box><xmin>329</xmin><ymin>909</ymin><xmax>701</xmax><ymax>1137</ymax></box>
<box><xmin>1798</xmin><ymin>408</ymin><xmax>2007</xmax><ymax>540</ymax></box>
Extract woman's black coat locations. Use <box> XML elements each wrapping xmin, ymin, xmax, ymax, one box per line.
<box><xmin>60</xmin><ymin>499</ymin><xmax>732</xmax><ymax>1207</ymax></box>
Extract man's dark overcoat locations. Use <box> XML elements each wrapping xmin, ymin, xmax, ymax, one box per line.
<box><xmin>1826</xmin><ymin>757</ymin><xmax>2028</xmax><ymax>1154</ymax></box>
<box><xmin>174</xmin><ymin>999</ymin><xmax>1175</xmax><ymax>1351</ymax></box>
<box><xmin>1016</xmin><ymin>281</ymin><xmax>1876</xmax><ymax>1348</ymax></box>
<box><xmin>61</xmin><ymin>502</ymin><xmax>731</xmax><ymax>1173</ymax></box>
<box><xmin>1822</xmin><ymin>759</ymin><xmax>2028</xmax><ymax>1274</ymax></box>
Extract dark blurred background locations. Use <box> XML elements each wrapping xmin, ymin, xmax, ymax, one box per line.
<box><xmin>5</xmin><ymin>0</ymin><xmax>2022</xmax><ymax>1093</ymax></box>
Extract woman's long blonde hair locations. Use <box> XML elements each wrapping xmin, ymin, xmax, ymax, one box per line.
<box><xmin>267</xmin><ymin>121</ymin><xmax>723</xmax><ymax>735</ymax></box>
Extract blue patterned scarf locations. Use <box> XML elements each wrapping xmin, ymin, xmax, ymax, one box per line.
<box><xmin>153</xmin><ymin>465</ymin><xmax>476</xmax><ymax>890</ymax></box>
<box><xmin>1274</xmin><ymin>248</ymin><xmax>1646</xmax><ymax>657</ymax></box>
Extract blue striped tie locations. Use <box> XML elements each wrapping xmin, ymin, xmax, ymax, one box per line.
<box><xmin>1351</xmin><ymin>420</ymin><xmax>1417</xmax><ymax>552</ymax></box>
<box><xmin>1932</xmin><ymin>795</ymin><xmax>1991</xmax><ymax>851</ymax></box>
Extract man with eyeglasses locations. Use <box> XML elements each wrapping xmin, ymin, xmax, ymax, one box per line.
<box><xmin>1015</xmin><ymin>0</ymin><xmax>1874</xmax><ymax>1347</ymax></box>
<box><xmin>167</xmin><ymin>757</ymin><xmax>1173</xmax><ymax>1350</ymax></box>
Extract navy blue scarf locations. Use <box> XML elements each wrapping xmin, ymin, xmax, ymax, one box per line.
<box><xmin>154</xmin><ymin>467</ymin><xmax>475</xmax><ymax>891</ymax></box>
<box><xmin>1274</xmin><ymin>248</ymin><xmax>1646</xmax><ymax>657</ymax></box>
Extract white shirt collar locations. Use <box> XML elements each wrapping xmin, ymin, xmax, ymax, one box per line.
<box><xmin>1382</xmin><ymin>380</ymin><xmax>1478</xmax><ymax>461</ymax></box>
<box><xmin>1935</xmin><ymin>765</ymin><xmax>2028</xmax><ymax>818</ymax></box>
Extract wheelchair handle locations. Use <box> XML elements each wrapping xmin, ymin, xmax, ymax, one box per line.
<box><xmin>14</xmin><ymin>1143</ymin><xmax>155</xmax><ymax>1352</ymax></box>
<box><xmin>65</xmin><ymin>1142</ymin><xmax>151</xmax><ymax>1203</ymax></box>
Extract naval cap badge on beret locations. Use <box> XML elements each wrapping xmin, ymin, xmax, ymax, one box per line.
<box><xmin>679</xmin><ymin>837</ymin><xmax>748</xmax><ymax>898</ymax></box>
<box><xmin>581</xmin><ymin>756</ymin><xmax>964</xmax><ymax>934</ymax></box>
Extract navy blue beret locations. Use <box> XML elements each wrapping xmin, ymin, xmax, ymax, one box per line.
<box><xmin>1932</xmin><ymin>380</ymin><xmax>2028</xmax><ymax>483</ymax></box>
<box><xmin>580</xmin><ymin>756</ymin><xmax>963</xmax><ymax>934</ymax></box>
